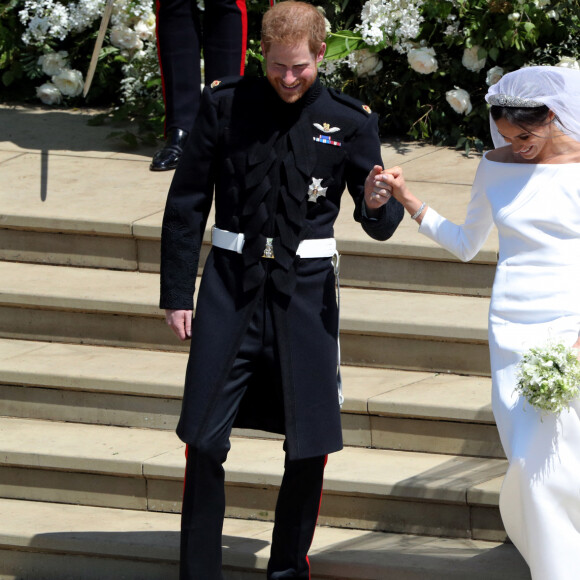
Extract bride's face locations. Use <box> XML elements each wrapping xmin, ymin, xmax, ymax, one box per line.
<box><xmin>495</xmin><ymin>115</ymin><xmax>555</xmax><ymax>162</ymax></box>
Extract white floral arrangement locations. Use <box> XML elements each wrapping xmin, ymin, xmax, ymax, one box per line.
<box><xmin>516</xmin><ymin>341</ymin><xmax>580</xmax><ymax>414</ymax></box>
<box><xmin>18</xmin><ymin>0</ymin><xmax>157</xmax><ymax>105</ymax></box>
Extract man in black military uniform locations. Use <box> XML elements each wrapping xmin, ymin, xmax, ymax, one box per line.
<box><xmin>160</xmin><ymin>2</ymin><xmax>403</xmax><ymax>578</ymax></box>
<box><xmin>151</xmin><ymin>0</ymin><xmax>247</xmax><ymax>171</ymax></box>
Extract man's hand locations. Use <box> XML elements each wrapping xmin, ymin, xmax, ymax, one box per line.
<box><xmin>165</xmin><ymin>309</ymin><xmax>193</xmax><ymax>341</ymax></box>
<box><xmin>364</xmin><ymin>165</ymin><xmax>392</xmax><ymax>214</ymax></box>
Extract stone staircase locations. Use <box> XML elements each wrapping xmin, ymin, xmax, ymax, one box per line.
<box><xmin>0</xmin><ymin>104</ymin><xmax>530</xmax><ymax>579</ymax></box>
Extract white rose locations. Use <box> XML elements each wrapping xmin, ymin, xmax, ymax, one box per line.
<box><xmin>462</xmin><ymin>46</ymin><xmax>486</xmax><ymax>72</ymax></box>
<box><xmin>556</xmin><ymin>56</ymin><xmax>580</xmax><ymax>70</ymax></box>
<box><xmin>507</xmin><ymin>12</ymin><xmax>520</xmax><ymax>21</ymax></box>
<box><xmin>110</xmin><ymin>25</ymin><xmax>144</xmax><ymax>51</ymax></box>
<box><xmin>446</xmin><ymin>87</ymin><xmax>472</xmax><ymax>115</ymax></box>
<box><xmin>486</xmin><ymin>66</ymin><xmax>504</xmax><ymax>86</ymax></box>
<box><xmin>353</xmin><ymin>49</ymin><xmax>383</xmax><ymax>77</ymax></box>
<box><xmin>36</xmin><ymin>82</ymin><xmax>62</xmax><ymax>105</ymax></box>
<box><xmin>52</xmin><ymin>69</ymin><xmax>84</xmax><ymax>97</ymax></box>
<box><xmin>134</xmin><ymin>19</ymin><xmax>154</xmax><ymax>41</ymax></box>
<box><xmin>38</xmin><ymin>51</ymin><xmax>69</xmax><ymax>76</ymax></box>
<box><xmin>407</xmin><ymin>47</ymin><xmax>438</xmax><ymax>75</ymax></box>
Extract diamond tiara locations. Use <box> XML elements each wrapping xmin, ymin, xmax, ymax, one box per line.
<box><xmin>487</xmin><ymin>94</ymin><xmax>545</xmax><ymax>108</ymax></box>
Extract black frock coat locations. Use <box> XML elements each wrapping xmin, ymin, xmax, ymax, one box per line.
<box><xmin>160</xmin><ymin>75</ymin><xmax>403</xmax><ymax>460</ymax></box>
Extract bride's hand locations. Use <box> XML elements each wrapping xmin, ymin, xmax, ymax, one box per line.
<box><xmin>381</xmin><ymin>166</ymin><xmax>428</xmax><ymax>223</ymax></box>
<box><xmin>380</xmin><ymin>166</ymin><xmax>410</xmax><ymax>203</ymax></box>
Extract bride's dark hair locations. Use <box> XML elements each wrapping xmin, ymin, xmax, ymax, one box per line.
<box><xmin>490</xmin><ymin>104</ymin><xmax>561</xmax><ymax>134</ymax></box>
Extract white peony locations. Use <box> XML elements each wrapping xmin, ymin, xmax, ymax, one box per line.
<box><xmin>38</xmin><ymin>50</ymin><xmax>69</xmax><ymax>76</ymax></box>
<box><xmin>556</xmin><ymin>56</ymin><xmax>580</xmax><ymax>70</ymax></box>
<box><xmin>356</xmin><ymin>49</ymin><xmax>383</xmax><ymax>77</ymax></box>
<box><xmin>36</xmin><ymin>82</ymin><xmax>62</xmax><ymax>105</ymax></box>
<box><xmin>110</xmin><ymin>25</ymin><xmax>144</xmax><ymax>51</ymax></box>
<box><xmin>462</xmin><ymin>46</ymin><xmax>486</xmax><ymax>72</ymax></box>
<box><xmin>486</xmin><ymin>66</ymin><xmax>504</xmax><ymax>86</ymax></box>
<box><xmin>134</xmin><ymin>18</ymin><xmax>155</xmax><ymax>41</ymax></box>
<box><xmin>52</xmin><ymin>68</ymin><xmax>84</xmax><ymax>97</ymax></box>
<box><xmin>346</xmin><ymin>49</ymin><xmax>383</xmax><ymax>77</ymax></box>
<box><xmin>446</xmin><ymin>87</ymin><xmax>472</xmax><ymax>115</ymax></box>
<box><xmin>407</xmin><ymin>46</ymin><xmax>438</xmax><ymax>74</ymax></box>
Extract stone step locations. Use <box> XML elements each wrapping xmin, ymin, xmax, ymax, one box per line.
<box><xmin>0</xmin><ymin>338</ymin><xmax>502</xmax><ymax>458</ymax></box>
<box><xmin>0</xmin><ymin>498</ymin><xmax>530</xmax><ymax>580</ymax></box>
<box><xmin>0</xmin><ymin>117</ymin><xmax>498</xmax><ymax>296</ymax></box>
<box><xmin>0</xmin><ymin>262</ymin><xmax>491</xmax><ymax>374</ymax></box>
<box><xmin>0</xmin><ymin>417</ymin><xmax>507</xmax><ymax>541</ymax></box>
<box><xmin>0</xmin><ymin>221</ymin><xmax>497</xmax><ymax>296</ymax></box>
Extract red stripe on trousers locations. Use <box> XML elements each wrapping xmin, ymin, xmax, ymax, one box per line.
<box><xmin>237</xmin><ymin>0</ymin><xmax>248</xmax><ymax>75</ymax></box>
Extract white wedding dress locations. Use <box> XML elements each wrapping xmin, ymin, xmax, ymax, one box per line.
<box><xmin>419</xmin><ymin>154</ymin><xmax>580</xmax><ymax>580</ymax></box>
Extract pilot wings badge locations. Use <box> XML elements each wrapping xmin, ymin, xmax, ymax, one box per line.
<box><xmin>313</xmin><ymin>122</ymin><xmax>340</xmax><ymax>134</ymax></box>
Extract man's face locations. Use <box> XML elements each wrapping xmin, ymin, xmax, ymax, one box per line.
<box><xmin>262</xmin><ymin>40</ymin><xmax>326</xmax><ymax>104</ymax></box>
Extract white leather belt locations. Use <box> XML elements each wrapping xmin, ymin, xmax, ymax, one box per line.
<box><xmin>211</xmin><ymin>224</ymin><xmax>344</xmax><ymax>407</ymax></box>
<box><xmin>211</xmin><ymin>226</ymin><xmax>336</xmax><ymax>259</ymax></box>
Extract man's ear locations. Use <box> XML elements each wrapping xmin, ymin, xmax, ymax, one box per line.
<box><xmin>261</xmin><ymin>41</ymin><xmax>267</xmax><ymax>58</ymax></box>
<box><xmin>316</xmin><ymin>42</ymin><xmax>326</xmax><ymax>63</ymax></box>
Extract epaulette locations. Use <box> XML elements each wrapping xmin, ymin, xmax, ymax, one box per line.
<box><xmin>208</xmin><ymin>75</ymin><xmax>244</xmax><ymax>91</ymax></box>
<box><xmin>328</xmin><ymin>87</ymin><xmax>373</xmax><ymax>116</ymax></box>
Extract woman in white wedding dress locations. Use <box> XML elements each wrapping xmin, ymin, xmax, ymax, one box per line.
<box><xmin>366</xmin><ymin>66</ymin><xmax>580</xmax><ymax>579</ymax></box>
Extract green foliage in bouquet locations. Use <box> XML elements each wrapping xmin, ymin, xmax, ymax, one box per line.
<box><xmin>516</xmin><ymin>341</ymin><xmax>580</xmax><ymax>415</ymax></box>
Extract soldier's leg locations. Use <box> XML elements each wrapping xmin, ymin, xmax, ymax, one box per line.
<box><xmin>267</xmin><ymin>452</ymin><xmax>328</xmax><ymax>579</ymax></box>
<box><xmin>203</xmin><ymin>0</ymin><xmax>247</xmax><ymax>83</ymax></box>
<box><xmin>155</xmin><ymin>0</ymin><xmax>202</xmax><ymax>134</ymax></box>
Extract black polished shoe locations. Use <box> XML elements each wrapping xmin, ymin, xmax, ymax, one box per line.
<box><xmin>149</xmin><ymin>128</ymin><xmax>189</xmax><ymax>171</ymax></box>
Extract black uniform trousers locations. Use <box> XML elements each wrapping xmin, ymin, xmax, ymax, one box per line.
<box><xmin>180</xmin><ymin>284</ymin><xmax>327</xmax><ymax>579</ymax></box>
<box><xmin>155</xmin><ymin>0</ymin><xmax>247</xmax><ymax>134</ymax></box>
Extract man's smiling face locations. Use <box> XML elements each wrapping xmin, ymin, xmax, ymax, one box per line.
<box><xmin>262</xmin><ymin>39</ymin><xmax>325</xmax><ymax>104</ymax></box>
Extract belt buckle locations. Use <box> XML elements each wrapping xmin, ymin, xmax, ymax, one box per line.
<box><xmin>262</xmin><ymin>237</ymin><xmax>275</xmax><ymax>259</ymax></box>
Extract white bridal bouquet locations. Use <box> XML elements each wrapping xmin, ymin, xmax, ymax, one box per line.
<box><xmin>516</xmin><ymin>341</ymin><xmax>580</xmax><ymax>414</ymax></box>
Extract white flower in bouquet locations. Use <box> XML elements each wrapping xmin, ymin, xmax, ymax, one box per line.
<box><xmin>134</xmin><ymin>19</ymin><xmax>155</xmax><ymax>41</ymax></box>
<box><xmin>407</xmin><ymin>46</ymin><xmax>438</xmax><ymax>74</ymax></box>
<box><xmin>38</xmin><ymin>50</ymin><xmax>69</xmax><ymax>76</ymax></box>
<box><xmin>20</xmin><ymin>0</ymin><xmax>70</xmax><ymax>44</ymax></box>
<box><xmin>68</xmin><ymin>0</ymin><xmax>105</xmax><ymax>33</ymax></box>
<box><xmin>556</xmin><ymin>56</ymin><xmax>580</xmax><ymax>70</ymax></box>
<box><xmin>446</xmin><ymin>87</ymin><xmax>472</xmax><ymax>115</ymax></box>
<box><xmin>486</xmin><ymin>66</ymin><xmax>504</xmax><ymax>86</ymax></box>
<box><xmin>462</xmin><ymin>45</ymin><xmax>486</xmax><ymax>72</ymax></box>
<box><xmin>516</xmin><ymin>341</ymin><xmax>580</xmax><ymax>414</ymax></box>
<box><xmin>357</xmin><ymin>0</ymin><xmax>424</xmax><ymax>49</ymax></box>
<box><xmin>346</xmin><ymin>49</ymin><xmax>383</xmax><ymax>77</ymax></box>
<box><xmin>36</xmin><ymin>82</ymin><xmax>63</xmax><ymax>105</ymax></box>
<box><xmin>52</xmin><ymin>68</ymin><xmax>84</xmax><ymax>97</ymax></box>
<box><xmin>110</xmin><ymin>25</ymin><xmax>144</xmax><ymax>52</ymax></box>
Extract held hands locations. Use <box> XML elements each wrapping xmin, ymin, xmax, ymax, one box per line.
<box><xmin>373</xmin><ymin>165</ymin><xmax>427</xmax><ymax>223</ymax></box>
<box><xmin>165</xmin><ymin>309</ymin><xmax>193</xmax><ymax>341</ymax></box>
<box><xmin>364</xmin><ymin>165</ymin><xmax>392</xmax><ymax>211</ymax></box>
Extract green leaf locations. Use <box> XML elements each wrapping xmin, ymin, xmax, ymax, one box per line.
<box><xmin>325</xmin><ymin>31</ymin><xmax>370</xmax><ymax>60</ymax></box>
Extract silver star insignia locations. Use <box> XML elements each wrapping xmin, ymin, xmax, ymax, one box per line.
<box><xmin>308</xmin><ymin>178</ymin><xmax>328</xmax><ymax>202</ymax></box>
